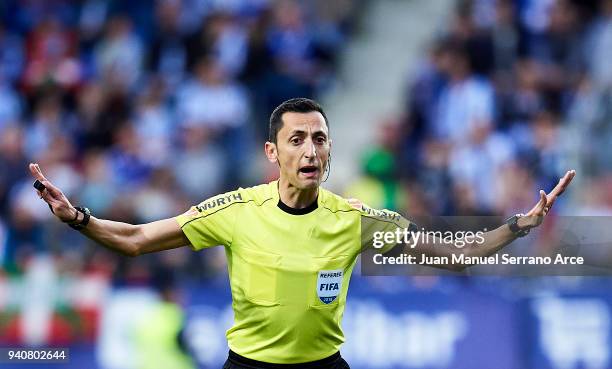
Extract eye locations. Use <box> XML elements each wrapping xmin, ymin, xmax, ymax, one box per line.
<box><xmin>316</xmin><ymin>136</ymin><xmax>327</xmax><ymax>144</ymax></box>
<box><xmin>290</xmin><ymin>137</ymin><xmax>302</xmax><ymax>145</ymax></box>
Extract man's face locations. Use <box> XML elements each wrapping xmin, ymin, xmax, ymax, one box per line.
<box><xmin>268</xmin><ymin>111</ymin><xmax>331</xmax><ymax>190</ymax></box>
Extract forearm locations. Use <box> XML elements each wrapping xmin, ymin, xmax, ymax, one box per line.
<box><xmin>464</xmin><ymin>223</ymin><xmax>518</xmax><ymax>258</ymax></box>
<box><xmin>408</xmin><ymin>217</ymin><xmax>531</xmax><ymax>271</ymax></box>
<box><xmin>79</xmin><ymin>216</ymin><xmax>143</xmax><ymax>256</ymax></box>
<box><xmin>72</xmin><ymin>210</ymin><xmax>189</xmax><ymax>256</ymax></box>
<box><xmin>466</xmin><ymin>216</ymin><xmax>534</xmax><ymax>258</ymax></box>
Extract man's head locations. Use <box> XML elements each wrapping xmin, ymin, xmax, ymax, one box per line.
<box><xmin>265</xmin><ymin>98</ymin><xmax>331</xmax><ymax>190</ymax></box>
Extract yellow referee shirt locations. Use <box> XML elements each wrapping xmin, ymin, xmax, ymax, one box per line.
<box><xmin>175</xmin><ymin>181</ymin><xmax>412</xmax><ymax>364</ymax></box>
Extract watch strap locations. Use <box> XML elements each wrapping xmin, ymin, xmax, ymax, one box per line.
<box><xmin>505</xmin><ymin>213</ymin><xmax>529</xmax><ymax>237</ymax></box>
<box><xmin>68</xmin><ymin>207</ymin><xmax>91</xmax><ymax>230</ymax></box>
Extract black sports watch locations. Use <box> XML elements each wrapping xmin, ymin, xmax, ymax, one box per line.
<box><xmin>68</xmin><ymin>207</ymin><xmax>91</xmax><ymax>230</ymax></box>
<box><xmin>505</xmin><ymin>213</ymin><xmax>530</xmax><ymax>237</ymax></box>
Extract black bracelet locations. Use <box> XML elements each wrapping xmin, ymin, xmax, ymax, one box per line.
<box><xmin>68</xmin><ymin>207</ymin><xmax>91</xmax><ymax>230</ymax></box>
<box><xmin>505</xmin><ymin>213</ymin><xmax>530</xmax><ymax>237</ymax></box>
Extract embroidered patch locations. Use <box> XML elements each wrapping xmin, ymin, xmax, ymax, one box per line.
<box><xmin>317</xmin><ymin>269</ymin><xmax>343</xmax><ymax>304</ymax></box>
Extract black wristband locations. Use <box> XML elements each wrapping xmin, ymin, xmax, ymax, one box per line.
<box><xmin>505</xmin><ymin>214</ymin><xmax>530</xmax><ymax>237</ymax></box>
<box><xmin>68</xmin><ymin>207</ymin><xmax>91</xmax><ymax>230</ymax></box>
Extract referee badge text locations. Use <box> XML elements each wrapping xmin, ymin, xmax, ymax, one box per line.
<box><xmin>317</xmin><ymin>269</ymin><xmax>343</xmax><ymax>304</ymax></box>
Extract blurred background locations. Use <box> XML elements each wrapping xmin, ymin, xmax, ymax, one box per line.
<box><xmin>0</xmin><ymin>0</ymin><xmax>611</xmax><ymax>368</ymax></box>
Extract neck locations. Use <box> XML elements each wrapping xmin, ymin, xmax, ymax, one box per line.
<box><xmin>278</xmin><ymin>178</ymin><xmax>319</xmax><ymax>208</ymax></box>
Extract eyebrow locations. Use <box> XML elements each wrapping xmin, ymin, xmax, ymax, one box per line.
<box><xmin>289</xmin><ymin>129</ymin><xmax>328</xmax><ymax>137</ymax></box>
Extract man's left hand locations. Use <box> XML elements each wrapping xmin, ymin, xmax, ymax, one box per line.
<box><xmin>520</xmin><ymin>169</ymin><xmax>576</xmax><ymax>229</ymax></box>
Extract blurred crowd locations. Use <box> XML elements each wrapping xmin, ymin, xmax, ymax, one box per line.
<box><xmin>0</xmin><ymin>0</ymin><xmax>611</xmax><ymax>352</ymax></box>
<box><xmin>0</xmin><ymin>0</ymin><xmax>610</xmax><ymax>293</ymax></box>
<box><xmin>0</xmin><ymin>0</ymin><xmax>361</xmax><ymax>275</ymax></box>
<box><xmin>348</xmin><ymin>0</ymin><xmax>612</xmax><ymax>218</ymax></box>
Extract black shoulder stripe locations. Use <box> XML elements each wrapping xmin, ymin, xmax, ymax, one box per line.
<box><xmin>321</xmin><ymin>205</ymin><xmax>361</xmax><ymax>214</ymax></box>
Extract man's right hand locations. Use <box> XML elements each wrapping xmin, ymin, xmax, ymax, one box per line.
<box><xmin>29</xmin><ymin>163</ymin><xmax>78</xmax><ymax>223</ymax></box>
<box><xmin>29</xmin><ymin>163</ymin><xmax>190</xmax><ymax>255</ymax></box>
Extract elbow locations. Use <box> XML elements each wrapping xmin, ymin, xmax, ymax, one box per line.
<box><xmin>122</xmin><ymin>225</ymin><xmax>144</xmax><ymax>257</ymax></box>
<box><xmin>113</xmin><ymin>242</ymin><xmax>140</xmax><ymax>257</ymax></box>
<box><xmin>124</xmin><ymin>246</ymin><xmax>141</xmax><ymax>257</ymax></box>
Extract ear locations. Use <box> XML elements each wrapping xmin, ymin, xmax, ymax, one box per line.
<box><xmin>264</xmin><ymin>141</ymin><xmax>278</xmax><ymax>163</ymax></box>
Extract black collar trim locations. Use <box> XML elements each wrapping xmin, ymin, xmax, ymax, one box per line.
<box><xmin>277</xmin><ymin>197</ymin><xmax>318</xmax><ymax>215</ymax></box>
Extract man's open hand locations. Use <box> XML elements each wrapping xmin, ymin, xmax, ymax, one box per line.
<box><xmin>29</xmin><ymin>163</ymin><xmax>77</xmax><ymax>222</ymax></box>
<box><xmin>523</xmin><ymin>169</ymin><xmax>576</xmax><ymax>229</ymax></box>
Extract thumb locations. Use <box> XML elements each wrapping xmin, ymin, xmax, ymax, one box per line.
<box><xmin>537</xmin><ymin>190</ymin><xmax>547</xmax><ymax>212</ymax></box>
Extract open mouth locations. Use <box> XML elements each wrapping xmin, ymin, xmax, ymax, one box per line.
<box><xmin>299</xmin><ymin>166</ymin><xmax>319</xmax><ymax>177</ymax></box>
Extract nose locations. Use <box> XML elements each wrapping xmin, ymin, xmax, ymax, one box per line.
<box><xmin>304</xmin><ymin>139</ymin><xmax>317</xmax><ymax>158</ymax></box>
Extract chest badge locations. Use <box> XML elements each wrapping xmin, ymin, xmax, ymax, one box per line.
<box><xmin>317</xmin><ymin>269</ymin><xmax>343</xmax><ymax>304</ymax></box>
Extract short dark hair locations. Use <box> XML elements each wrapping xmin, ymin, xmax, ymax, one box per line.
<box><xmin>268</xmin><ymin>98</ymin><xmax>329</xmax><ymax>143</ymax></box>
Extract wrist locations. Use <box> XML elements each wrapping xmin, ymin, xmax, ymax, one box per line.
<box><xmin>63</xmin><ymin>207</ymin><xmax>79</xmax><ymax>224</ymax></box>
<box><xmin>505</xmin><ymin>213</ymin><xmax>530</xmax><ymax>237</ymax></box>
<box><xmin>75</xmin><ymin>210</ymin><xmax>84</xmax><ymax>224</ymax></box>
<box><xmin>517</xmin><ymin>215</ymin><xmax>534</xmax><ymax>230</ymax></box>
<box><xmin>68</xmin><ymin>207</ymin><xmax>91</xmax><ymax>230</ymax></box>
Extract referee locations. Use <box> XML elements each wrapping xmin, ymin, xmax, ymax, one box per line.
<box><xmin>30</xmin><ymin>98</ymin><xmax>575</xmax><ymax>369</ymax></box>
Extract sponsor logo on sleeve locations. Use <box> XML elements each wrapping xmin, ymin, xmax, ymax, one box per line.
<box><xmin>195</xmin><ymin>192</ymin><xmax>243</xmax><ymax>213</ymax></box>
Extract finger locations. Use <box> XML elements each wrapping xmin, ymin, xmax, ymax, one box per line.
<box><xmin>528</xmin><ymin>189</ymin><xmax>546</xmax><ymax>215</ymax></box>
<box><xmin>33</xmin><ymin>180</ymin><xmax>56</xmax><ymax>203</ymax></box>
<box><xmin>36</xmin><ymin>188</ymin><xmax>56</xmax><ymax>215</ymax></box>
<box><xmin>549</xmin><ymin>174</ymin><xmax>568</xmax><ymax>197</ymax></box>
<box><xmin>546</xmin><ymin>170</ymin><xmax>576</xmax><ymax>209</ymax></box>
<box><xmin>545</xmin><ymin>173</ymin><xmax>568</xmax><ymax>208</ymax></box>
<box><xmin>562</xmin><ymin>169</ymin><xmax>576</xmax><ymax>192</ymax></box>
<box><xmin>28</xmin><ymin>163</ymin><xmax>47</xmax><ymax>182</ymax></box>
<box><xmin>38</xmin><ymin>189</ymin><xmax>60</xmax><ymax>215</ymax></box>
<box><xmin>536</xmin><ymin>190</ymin><xmax>547</xmax><ymax>214</ymax></box>
<box><xmin>35</xmin><ymin>163</ymin><xmax>48</xmax><ymax>181</ymax></box>
<box><xmin>27</xmin><ymin>164</ymin><xmax>60</xmax><ymax>198</ymax></box>
<box><xmin>550</xmin><ymin>170</ymin><xmax>576</xmax><ymax>197</ymax></box>
<box><xmin>38</xmin><ymin>186</ymin><xmax>53</xmax><ymax>202</ymax></box>
<box><xmin>40</xmin><ymin>180</ymin><xmax>62</xmax><ymax>198</ymax></box>
<box><xmin>33</xmin><ymin>179</ymin><xmax>46</xmax><ymax>192</ymax></box>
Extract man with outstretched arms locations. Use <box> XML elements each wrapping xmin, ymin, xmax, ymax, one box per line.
<box><xmin>30</xmin><ymin>98</ymin><xmax>575</xmax><ymax>369</ymax></box>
